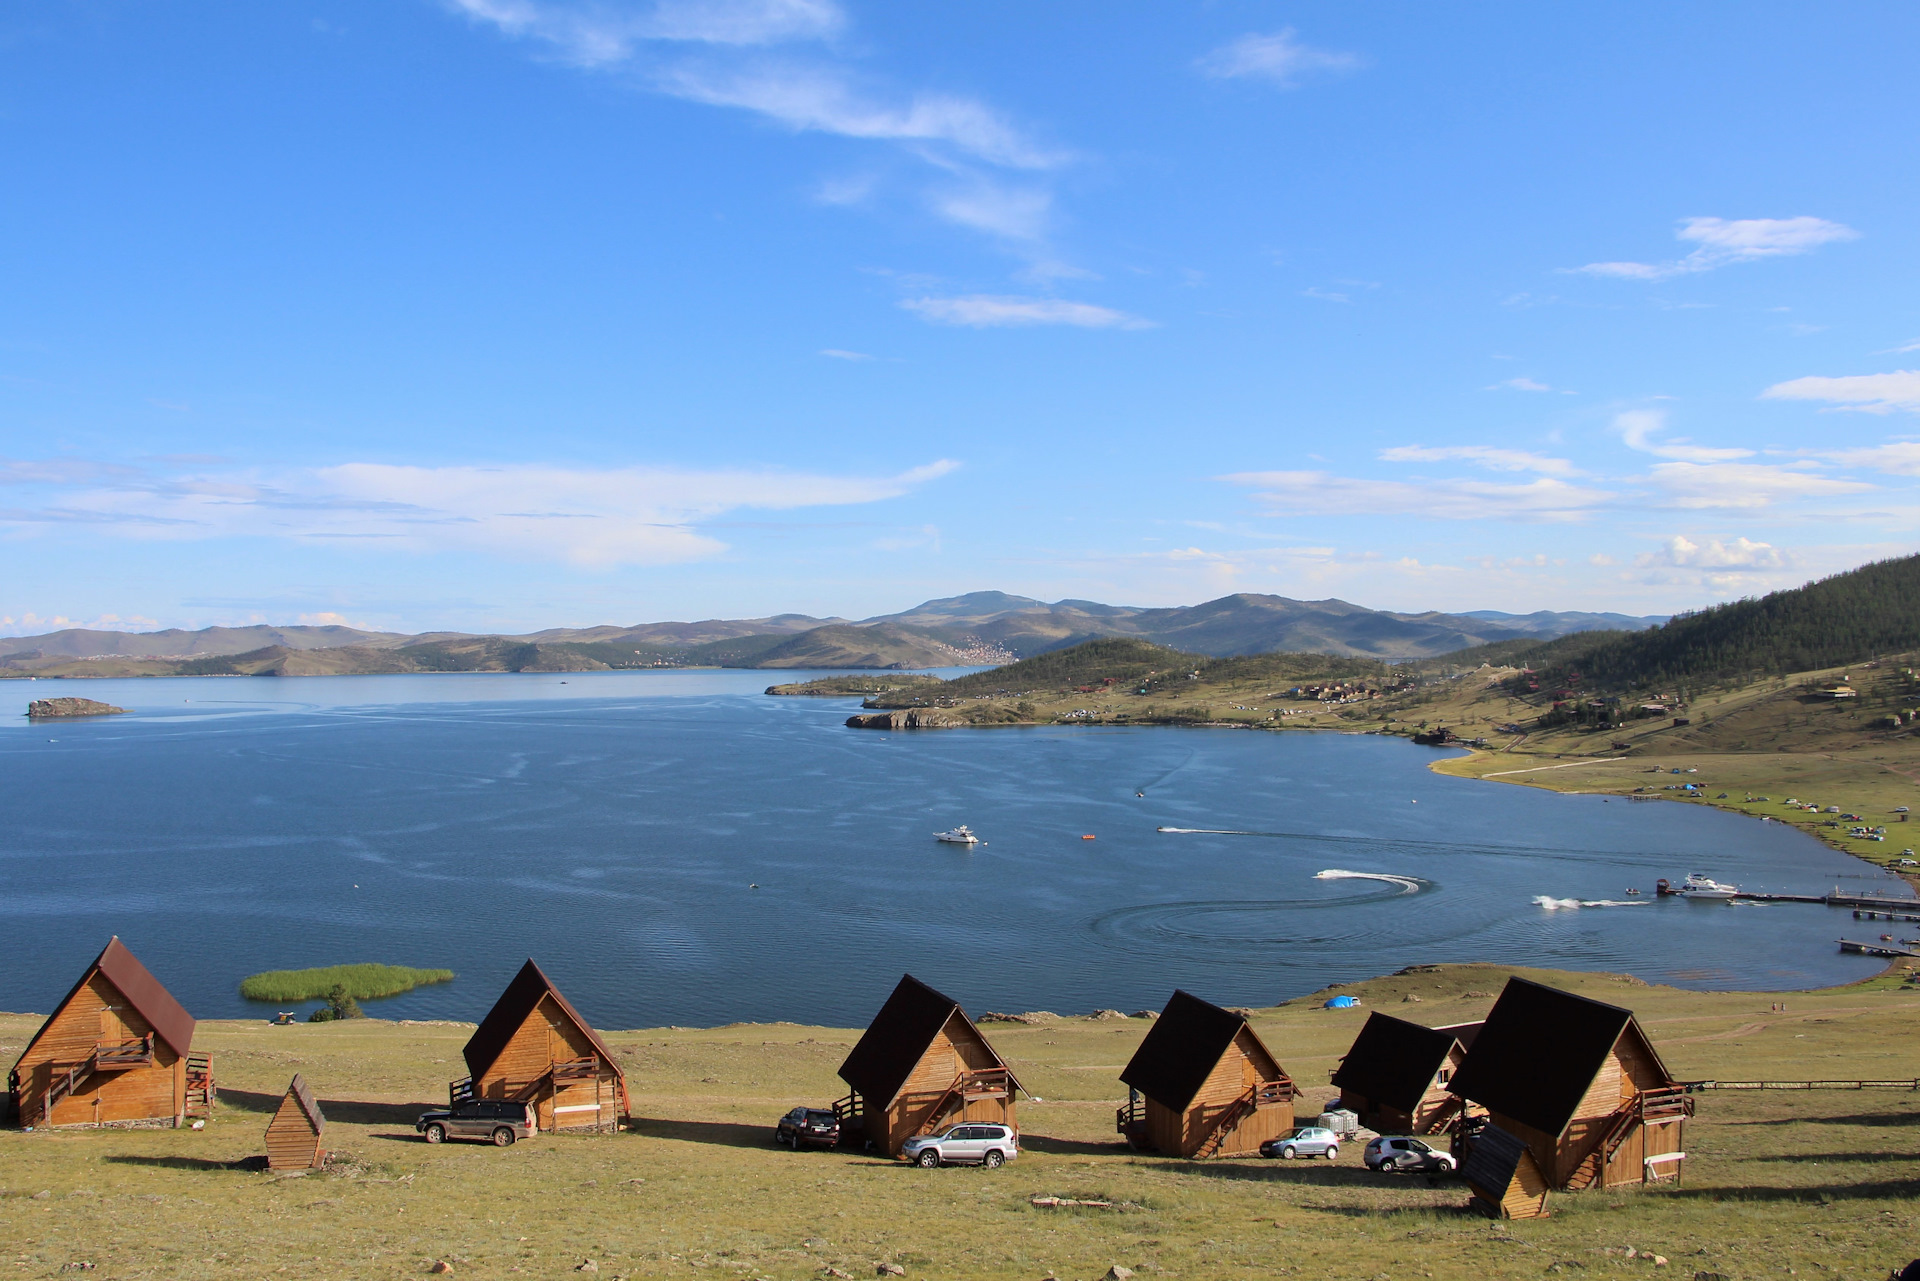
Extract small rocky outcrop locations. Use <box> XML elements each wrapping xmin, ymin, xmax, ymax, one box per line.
<box><xmin>26</xmin><ymin>698</ymin><xmax>128</xmax><ymax>719</ymax></box>
<box><xmin>845</xmin><ymin>710</ymin><xmax>962</xmax><ymax>730</ymax></box>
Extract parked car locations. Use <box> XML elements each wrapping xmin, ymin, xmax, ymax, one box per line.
<box><xmin>900</xmin><ymin>1123</ymin><xmax>1019</xmax><ymax>1168</ymax></box>
<box><xmin>1260</xmin><ymin>1125</ymin><xmax>1341</xmax><ymax>1160</ymax></box>
<box><xmin>416</xmin><ymin>1100</ymin><xmax>534</xmax><ymax>1147</ymax></box>
<box><xmin>775</xmin><ymin>1106</ymin><xmax>841</xmax><ymax>1149</ymax></box>
<box><xmin>1364</xmin><ymin>1135</ymin><xmax>1456</xmax><ymax>1174</ymax></box>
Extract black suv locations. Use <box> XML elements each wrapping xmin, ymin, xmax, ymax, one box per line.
<box><xmin>775</xmin><ymin>1106</ymin><xmax>841</xmax><ymax>1149</ymax></box>
<box><xmin>416</xmin><ymin>1100</ymin><xmax>534</xmax><ymax>1146</ymax></box>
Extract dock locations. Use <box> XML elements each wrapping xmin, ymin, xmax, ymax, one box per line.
<box><xmin>1837</xmin><ymin>938</ymin><xmax>1920</xmax><ymax>958</ymax></box>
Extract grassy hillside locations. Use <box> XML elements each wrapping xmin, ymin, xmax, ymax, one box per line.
<box><xmin>3</xmin><ymin>964</ymin><xmax>1916</xmax><ymax>1279</ymax></box>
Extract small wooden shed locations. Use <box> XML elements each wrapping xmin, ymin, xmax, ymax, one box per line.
<box><xmin>1329</xmin><ymin>1014</ymin><xmax>1482</xmax><ymax>1135</ymax></box>
<box><xmin>265</xmin><ymin>1074</ymin><xmax>327</xmax><ymax>1170</ymax></box>
<box><xmin>8</xmin><ymin>937</ymin><xmax>212</xmax><ymax>1130</ymax></box>
<box><xmin>834</xmin><ymin>974</ymin><xmax>1020</xmax><ymax>1157</ymax></box>
<box><xmin>456</xmin><ymin>959</ymin><xmax>627</xmax><ymax>1133</ymax></box>
<box><xmin>1117</xmin><ymin>990</ymin><xmax>1296</xmax><ymax>1158</ymax></box>
<box><xmin>1447</xmin><ymin>978</ymin><xmax>1691</xmax><ymax>1219</ymax></box>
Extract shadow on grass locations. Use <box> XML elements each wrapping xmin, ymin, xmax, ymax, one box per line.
<box><xmin>1020</xmin><ymin>1134</ymin><xmax>1128</xmax><ymax>1157</ymax></box>
<box><xmin>1748</xmin><ymin>1151</ymin><xmax>1920</xmax><ymax>1164</ymax></box>
<box><xmin>105</xmin><ymin>1155</ymin><xmax>268</xmax><ymax>1173</ymax></box>
<box><xmin>1728</xmin><ymin>1109</ymin><xmax>1920</xmax><ymax>1129</ymax></box>
<box><xmin>217</xmin><ymin>1089</ymin><xmax>432</xmax><ymax>1126</ymax></box>
<box><xmin>1665</xmin><ymin>1177</ymin><xmax>1920</xmax><ymax>1202</ymax></box>
<box><xmin>629</xmin><ymin>1117</ymin><xmax>781</xmax><ymax>1149</ymax></box>
<box><xmin>1164</xmin><ymin>1159</ymin><xmax>1403</xmax><ymax>1188</ymax></box>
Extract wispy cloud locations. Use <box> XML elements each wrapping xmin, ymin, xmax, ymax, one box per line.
<box><xmin>1644</xmin><ymin>461</ymin><xmax>1871</xmax><ymax>510</ymax></box>
<box><xmin>1762</xmin><ymin>370</ymin><xmax>1920</xmax><ymax>415</ymax></box>
<box><xmin>445</xmin><ymin>0</ymin><xmax>845</xmax><ymax>65</ymax></box>
<box><xmin>0</xmin><ymin>456</ymin><xmax>960</xmax><ymax>566</ymax></box>
<box><xmin>1196</xmin><ymin>29</ymin><xmax>1361</xmax><ymax>86</ymax></box>
<box><xmin>446</xmin><ymin>0</ymin><xmax>1069</xmax><ymax>246</ymax></box>
<box><xmin>1613</xmin><ymin>409</ymin><xmax>1752</xmax><ymax>462</ymax></box>
<box><xmin>818</xmin><ymin>348</ymin><xmax>874</xmax><ymax>361</ymax></box>
<box><xmin>1570</xmin><ymin>216</ymin><xmax>1858</xmax><ymax>281</ymax></box>
<box><xmin>1825</xmin><ymin>441</ymin><xmax>1920</xmax><ymax>475</ymax></box>
<box><xmin>1220</xmin><ymin>470</ymin><xmax>1610</xmax><ymax>522</ymax></box>
<box><xmin>1300</xmin><ymin>286</ymin><xmax>1349</xmax><ymax>304</ymax></box>
<box><xmin>1378</xmin><ymin>445</ymin><xmax>1580</xmax><ymax>477</ymax></box>
<box><xmin>900</xmin><ymin>295</ymin><xmax>1153</xmax><ymax>329</ymax></box>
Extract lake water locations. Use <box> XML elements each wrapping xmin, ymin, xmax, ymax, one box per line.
<box><xmin>1</xmin><ymin>670</ymin><xmax>1907</xmax><ymax>1030</ymax></box>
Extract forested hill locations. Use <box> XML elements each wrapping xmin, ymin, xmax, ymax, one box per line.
<box><xmin>1527</xmin><ymin>554</ymin><xmax>1920</xmax><ymax>689</ymax></box>
<box><xmin>938</xmin><ymin>637</ymin><xmax>1387</xmax><ymax>697</ymax></box>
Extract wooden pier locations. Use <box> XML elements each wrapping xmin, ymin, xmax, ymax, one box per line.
<box><xmin>1837</xmin><ymin>938</ymin><xmax>1920</xmax><ymax>958</ymax></box>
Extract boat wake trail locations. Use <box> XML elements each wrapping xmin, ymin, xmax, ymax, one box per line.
<box><xmin>1533</xmin><ymin>895</ymin><xmax>1650</xmax><ymax>910</ymax></box>
<box><xmin>1314</xmin><ymin>869</ymin><xmax>1425</xmax><ymax>895</ymax></box>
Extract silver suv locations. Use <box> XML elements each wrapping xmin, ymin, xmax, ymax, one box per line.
<box><xmin>1364</xmin><ymin>1135</ymin><xmax>1456</xmax><ymax>1173</ymax></box>
<box><xmin>901</xmin><ymin>1123</ymin><xmax>1018</xmax><ymax>1168</ymax></box>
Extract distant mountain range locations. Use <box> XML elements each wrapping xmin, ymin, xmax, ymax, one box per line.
<box><xmin>0</xmin><ymin>592</ymin><xmax>1666</xmax><ymax>678</ymax></box>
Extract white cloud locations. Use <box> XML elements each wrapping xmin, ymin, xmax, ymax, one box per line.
<box><xmin>1570</xmin><ymin>216</ymin><xmax>1858</xmax><ymax>281</ymax></box>
<box><xmin>1614</xmin><ymin>409</ymin><xmax>1752</xmax><ymax>462</ymax></box>
<box><xmin>1300</xmin><ymin>286</ymin><xmax>1349</xmax><ymax>303</ymax></box>
<box><xmin>656</xmin><ymin>62</ymin><xmax>1065</xmax><ymax>170</ymax></box>
<box><xmin>927</xmin><ymin>180</ymin><xmax>1053</xmax><ymax>240</ymax></box>
<box><xmin>1645</xmin><ymin>461</ymin><xmax>1872</xmax><ymax>510</ymax></box>
<box><xmin>1487</xmin><ymin>377</ymin><xmax>1554</xmax><ymax>392</ymax></box>
<box><xmin>446</xmin><ymin>0</ymin><xmax>844</xmax><ymax>65</ymax></box>
<box><xmin>1762</xmin><ymin>370</ymin><xmax>1920</xmax><ymax>415</ymax></box>
<box><xmin>1825</xmin><ymin>441</ymin><xmax>1920</xmax><ymax>475</ymax></box>
<box><xmin>1220</xmin><ymin>470</ymin><xmax>1611</xmax><ymax>523</ymax></box>
<box><xmin>1637</xmin><ymin>535</ymin><xmax>1786</xmax><ymax>570</ymax></box>
<box><xmin>900</xmin><ymin>295</ymin><xmax>1153</xmax><ymax>329</ymax></box>
<box><xmin>1378</xmin><ymin>445</ymin><xmax>1579</xmax><ymax>477</ymax></box>
<box><xmin>1196</xmin><ymin>29</ymin><xmax>1361</xmax><ymax>85</ymax></box>
<box><xmin>0</xmin><ymin>457</ymin><xmax>960</xmax><ymax>566</ymax></box>
<box><xmin>818</xmin><ymin>348</ymin><xmax>873</xmax><ymax>361</ymax></box>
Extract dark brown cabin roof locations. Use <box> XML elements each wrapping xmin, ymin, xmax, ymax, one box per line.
<box><xmin>1330</xmin><ymin>1013</ymin><xmax>1463</xmax><ymax>1114</ymax></box>
<box><xmin>16</xmin><ymin>937</ymin><xmax>197</xmax><ymax>1065</ymax></box>
<box><xmin>837</xmin><ymin>974</ymin><xmax>1014</xmax><ymax>1107</ymax></box>
<box><xmin>462</xmin><ymin>959</ymin><xmax>621</xmax><ymax>1082</ymax></box>
<box><xmin>1436</xmin><ymin>1019</ymin><xmax>1485</xmax><ymax>1050</ymax></box>
<box><xmin>1459</xmin><ymin>1122</ymin><xmax>1530</xmax><ymax>1197</ymax></box>
<box><xmin>1446</xmin><ymin>977</ymin><xmax>1667</xmax><ymax>1137</ymax></box>
<box><xmin>286</xmin><ymin>1073</ymin><xmax>326</xmax><ymax>1133</ymax></box>
<box><xmin>1120</xmin><ymin>990</ymin><xmax>1281</xmax><ymax>1112</ymax></box>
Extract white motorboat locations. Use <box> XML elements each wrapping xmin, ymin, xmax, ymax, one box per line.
<box><xmin>1671</xmin><ymin>872</ymin><xmax>1739</xmax><ymax>900</ymax></box>
<box><xmin>935</xmin><ymin>825</ymin><xmax>980</xmax><ymax>845</ymax></box>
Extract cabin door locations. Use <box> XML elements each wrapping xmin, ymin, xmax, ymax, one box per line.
<box><xmin>1241</xmin><ymin>1053</ymin><xmax>1260</xmax><ymax>1092</ymax></box>
<box><xmin>100</xmin><ymin>1004</ymin><xmax>136</xmax><ymax>1045</ymax></box>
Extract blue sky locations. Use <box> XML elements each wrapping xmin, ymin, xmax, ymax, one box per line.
<box><xmin>3</xmin><ymin>2</ymin><xmax>1917</xmax><ymax>635</ymax></box>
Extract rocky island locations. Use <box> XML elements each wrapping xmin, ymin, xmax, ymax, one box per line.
<box><xmin>26</xmin><ymin>697</ymin><xmax>129</xmax><ymax>718</ymax></box>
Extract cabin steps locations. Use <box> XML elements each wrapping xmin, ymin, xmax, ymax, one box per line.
<box><xmin>184</xmin><ymin>1052</ymin><xmax>216</xmax><ymax>1121</ymax></box>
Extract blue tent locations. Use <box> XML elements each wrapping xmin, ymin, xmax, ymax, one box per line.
<box><xmin>1324</xmin><ymin>994</ymin><xmax>1359</xmax><ymax>1009</ymax></box>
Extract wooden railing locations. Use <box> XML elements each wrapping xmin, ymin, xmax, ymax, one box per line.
<box><xmin>1115</xmin><ymin>1095</ymin><xmax>1147</xmax><ymax>1145</ymax></box>
<box><xmin>96</xmin><ymin>1035</ymin><xmax>155</xmax><ymax>1068</ymax></box>
<box><xmin>36</xmin><ymin>1036</ymin><xmax>162</xmax><ymax>1126</ymax></box>
<box><xmin>1567</xmin><ymin>1087</ymin><xmax>1694</xmax><ymax>1190</ymax></box>
<box><xmin>448</xmin><ymin>1076</ymin><xmax>476</xmax><ymax>1107</ymax></box>
<box><xmin>831</xmin><ymin>1090</ymin><xmax>865</xmax><ymax>1130</ymax></box>
<box><xmin>910</xmin><ymin>1067</ymin><xmax>1014</xmax><ymax>1139</ymax></box>
<box><xmin>185</xmin><ymin>1052</ymin><xmax>215</xmax><ymax>1121</ymax></box>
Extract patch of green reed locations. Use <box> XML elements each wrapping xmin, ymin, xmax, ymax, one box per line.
<box><xmin>238</xmin><ymin>963</ymin><xmax>454</xmax><ymax>1002</ymax></box>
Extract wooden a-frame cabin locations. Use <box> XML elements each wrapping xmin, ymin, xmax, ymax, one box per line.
<box><xmin>834</xmin><ymin>974</ymin><xmax>1020</xmax><ymax>1157</ymax></box>
<box><xmin>1117</xmin><ymin>990</ymin><xmax>1296</xmax><ymax>1158</ymax></box>
<box><xmin>265</xmin><ymin>1074</ymin><xmax>327</xmax><ymax>1170</ymax></box>
<box><xmin>455</xmin><ymin>959</ymin><xmax>628</xmax><ymax>1134</ymax></box>
<box><xmin>1447</xmin><ymin>978</ymin><xmax>1691</xmax><ymax>1219</ymax></box>
<box><xmin>7</xmin><ymin>937</ymin><xmax>213</xmax><ymax>1130</ymax></box>
<box><xmin>1329</xmin><ymin>1013</ymin><xmax>1482</xmax><ymax>1136</ymax></box>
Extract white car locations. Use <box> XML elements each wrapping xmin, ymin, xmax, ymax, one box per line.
<box><xmin>901</xmin><ymin>1123</ymin><xmax>1018</xmax><ymax>1168</ymax></box>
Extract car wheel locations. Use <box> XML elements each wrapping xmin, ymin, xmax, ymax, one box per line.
<box><xmin>984</xmin><ymin>1149</ymin><xmax>1004</xmax><ymax>1169</ymax></box>
<box><xmin>424</xmin><ymin>1124</ymin><xmax>446</xmax><ymax>1145</ymax></box>
<box><xmin>1280</xmin><ymin>1146</ymin><xmax>1296</xmax><ymax>1160</ymax></box>
<box><xmin>1326</xmin><ymin>1145</ymin><xmax>1338</xmax><ymax>1160</ymax></box>
<box><xmin>916</xmin><ymin>1150</ymin><xmax>940</xmax><ymax>1168</ymax></box>
<box><xmin>492</xmin><ymin>1127</ymin><xmax>515</xmax><ymax>1147</ymax></box>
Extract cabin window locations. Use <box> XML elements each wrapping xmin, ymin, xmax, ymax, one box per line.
<box><xmin>1437</xmin><ymin>1068</ymin><xmax>1450</xmax><ymax>1084</ymax></box>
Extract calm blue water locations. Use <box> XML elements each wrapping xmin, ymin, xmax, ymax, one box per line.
<box><xmin>1</xmin><ymin>670</ymin><xmax>1906</xmax><ymax>1029</ymax></box>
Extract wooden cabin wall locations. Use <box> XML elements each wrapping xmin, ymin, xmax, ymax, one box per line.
<box><xmin>476</xmin><ymin>994</ymin><xmax>610</xmax><ymax>1127</ymax></box>
<box><xmin>16</xmin><ymin>974</ymin><xmax>183</xmax><ymax>1127</ymax></box>
<box><xmin>265</xmin><ymin>1095</ymin><xmax>322</xmax><ymax>1170</ymax></box>
<box><xmin>1496</xmin><ymin>1148</ymin><xmax>1553</xmax><ymax>1219</ymax></box>
<box><xmin>871</xmin><ymin>1015</ymin><xmax>1014</xmax><ymax>1155</ymax></box>
<box><xmin>550</xmin><ymin>1067</ymin><xmax>623</xmax><ymax>1132</ymax></box>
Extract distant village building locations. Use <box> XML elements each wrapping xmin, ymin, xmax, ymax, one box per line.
<box><xmin>1447</xmin><ymin>978</ymin><xmax>1690</xmax><ymax>1219</ymax></box>
<box><xmin>8</xmin><ymin>937</ymin><xmax>212</xmax><ymax>1130</ymax></box>
<box><xmin>835</xmin><ymin>974</ymin><xmax>1019</xmax><ymax>1157</ymax></box>
<box><xmin>1330</xmin><ymin>1013</ymin><xmax>1482</xmax><ymax>1136</ymax></box>
<box><xmin>265</xmin><ymin>1074</ymin><xmax>327</xmax><ymax>1170</ymax></box>
<box><xmin>1118</xmin><ymin>990</ymin><xmax>1296</xmax><ymax>1158</ymax></box>
<box><xmin>456</xmin><ymin>959</ymin><xmax>627</xmax><ymax>1133</ymax></box>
